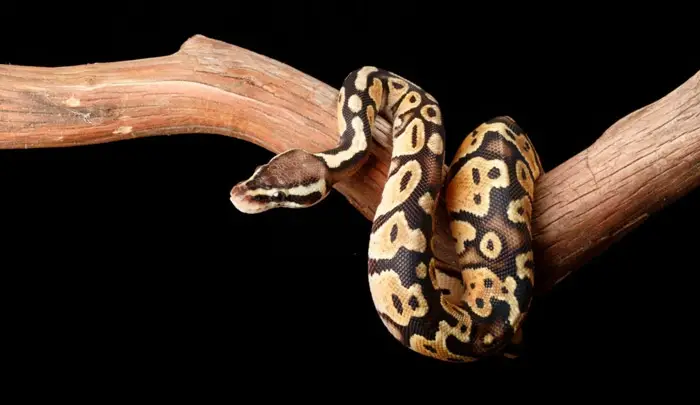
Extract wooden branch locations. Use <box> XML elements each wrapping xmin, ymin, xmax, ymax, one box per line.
<box><xmin>1</xmin><ymin>35</ymin><xmax>698</xmax><ymax>294</ymax></box>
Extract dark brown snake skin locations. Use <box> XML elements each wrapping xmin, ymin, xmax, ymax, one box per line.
<box><xmin>230</xmin><ymin>67</ymin><xmax>544</xmax><ymax>362</ymax></box>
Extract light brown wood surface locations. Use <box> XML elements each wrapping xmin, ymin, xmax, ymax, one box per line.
<box><xmin>1</xmin><ymin>34</ymin><xmax>698</xmax><ymax>293</ymax></box>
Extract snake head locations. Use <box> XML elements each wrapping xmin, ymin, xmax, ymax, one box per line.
<box><xmin>230</xmin><ymin>149</ymin><xmax>332</xmax><ymax>214</ymax></box>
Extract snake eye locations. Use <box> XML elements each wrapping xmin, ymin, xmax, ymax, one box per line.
<box><xmin>273</xmin><ymin>191</ymin><xmax>285</xmax><ymax>201</ymax></box>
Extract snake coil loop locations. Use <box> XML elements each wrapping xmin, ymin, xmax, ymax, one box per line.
<box><xmin>230</xmin><ymin>67</ymin><xmax>544</xmax><ymax>362</ymax></box>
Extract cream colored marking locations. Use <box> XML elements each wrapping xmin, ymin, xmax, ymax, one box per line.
<box><xmin>479</xmin><ymin>231</ymin><xmax>503</xmax><ymax>260</ymax></box>
<box><xmin>420</xmin><ymin>104</ymin><xmax>442</xmax><ymax>125</ymax></box>
<box><xmin>367</xmin><ymin>105</ymin><xmax>375</xmax><ymax>126</ymax></box>
<box><xmin>418</xmin><ymin>192</ymin><xmax>434</xmax><ymax>215</ymax></box>
<box><xmin>511</xmin><ymin>132</ymin><xmax>542</xmax><ymax>179</ymax></box>
<box><xmin>387</xmin><ymin>77</ymin><xmax>409</xmax><ymax>109</ymax></box>
<box><xmin>416</xmin><ymin>262</ymin><xmax>427</xmax><ymax>279</ymax></box>
<box><xmin>425</xmin><ymin>92</ymin><xmax>437</xmax><ymax>103</ymax></box>
<box><xmin>113</xmin><ymin>126</ymin><xmax>133</xmax><ymax>135</ymax></box>
<box><xmin>455</xmin><ymin>121</ymin><xmax>541</xmax><ymax>180</ymax></box>
<box><xmin>435</xmin><ymin>269</ymin><xmax>464</xmax><ymax>305</ymax></box>
<box><xmin>427</xmin><ymin>133</ymin><xmax>443</xmax><ymax>155</ymax></box>
<box><xmin>368</xmin><ymin>77</ymin><xmax>384</xmax><ymax>108</ymax></box>
<box><xmin>446</xmin><ymin>157</ymin><xmax>510</xmax><ymax>217</ymax></box>
<box><xmin>65</xmin><ymin>96</ymin><xmax>80</xmax><ymax>107</ymax></box>
<box><xmin>369</xmin><ymin>270</ymin><xmax>428</xmax><ymax>326</ymax></box>
<box><xmin>395</xmin><ymin>91</ymin><xmax>422</xmax><ymax>117</ymax></box>
<box><xmin>315</xmin><ymin>116</ymin><xmax>367</xmax><ymax>168</ymax></box>
<box><xmin>337</xmin><ymin>87</ymin><xmax>346</xmax><ymax>134</ymax></box>
<box><xmin>393</xmin><ymin>116</ymin><xmax>403</xmax><ymax>130</ymax></box>
<box><xmin>516</xmin><ymin>160</ymin><xmax>535</xmax><ymax>199</ymax></box>
<box><xmin>450</xmin><ymin>220</ymin><xmax>477</xmax><ymax>255</ymax></box>
<box><xmin>516</xmin><ymin>251</ymin><xmax>535</xmax><ymax>285</ymax></box>
<box><xmin>453</xmin><ymin>126</ymin><xmax>487</xmax><ymax>160</ymax></box>
<box><xmin>354</xmin><ymin>66</ymin><xmax>378</xmax><ymax>91</ymax></box>
<box><xmin>393</xmin><ymin>117</ymin><xmax>426</xmax><ymax>157</ymax></box>
<box><xmin>483</xmin><ymin>334</ymin><xmax>494</xmax><ymax>345</ymax></box>
<box><xmin>459</xmin><ymin>247</ymin><xmax>486</xmax><ymax>268</ymax></box>
<box><xmin>348</xmin><ymin>94</ymin><xmax>362</xmax><ymax>113</ymax></box>
<box><xmin>408</xmin><ymin>296</ymin><xmax>475</xmax><ymax>362</ymax></box>
<box><xmin>463</xmin><ymin>267</ymin><xmax>520</xmax><ymax>325</ymax></box>
<box><xmin>368</xmin><ymin>210</ymin><xmax>427</xmax><ymax>260</ymax></box>
<box><xmin>507</xmin><ymin>196</ymin><xmax>533</xmax><ymax>233</ymax></box>
<box><xmin>512</xmin><ymin>311</ymin><xmax>527</xmax><ymax>331</ymax></box>
<box><xmin>374</xmin><ymin>160</ymin><xmax>423</xmax><ymax>217</ymax></box>
<box><xmin>246</xmin><ymin>177</ymin><xmax>327</xmax><ymax>198</ymax></box>
<box><xmin>428</xmin><ymin>258</ymin><xmax>439</xmax><ymax>290</ymax></box>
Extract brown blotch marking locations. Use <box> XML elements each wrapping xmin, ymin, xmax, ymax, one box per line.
<box><xmin>471</xmin><ymin>217</ymin><xmax>527</xmax><ymax>274</ymax></box>
<box><xmin>367</xmin><ymin>105</ymin><xmax>375</xmax><ymax>126</ymax></box>
<box><xmin>374</xmin><ymin>160</ymin><xmax>423</xmax><ymax>217</ymax></box>
<box><xmin>446</xmin><ymin>157</ymin><xmax>510</xmax><ymax>218</ymax></box>
<box><xmin>390</xmin><ymin>224</ymin><xmax>399</xmax><ymax>242</ymax></box>
<box><xmin>458</xmin><ymin>246</ymin><xmax>488</xmax><ymax>268</ymax></box>
<box><xmin>400</xmin><ymin>171</ymin><xmax>412</xmax><ymax>191</ymax></box>
<box><xmin>368</xmin><ymin>270</ymin><xmax>428</xmax><ymax>326</ymax></box>
<box><xmin>483</xmin><ymin>136</ymin><xmax>514</xmax><ymax>159</ymax></box>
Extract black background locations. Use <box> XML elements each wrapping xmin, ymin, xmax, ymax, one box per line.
<box><xmin>2</xmin><ymin>1</ymin><xmax>699</xmax><ymax>391</ymax></box>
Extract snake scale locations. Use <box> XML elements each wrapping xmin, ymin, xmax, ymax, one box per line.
<box><xmin>230</xmin><ymin>67</ymin><xmax>544</xmax><ymax>362</ymax></box>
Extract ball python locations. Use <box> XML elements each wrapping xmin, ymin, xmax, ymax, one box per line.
<box><xmin>230</xmin><ymin>67</ymin><xmax>544</xmax><ymax>362</ymax></box>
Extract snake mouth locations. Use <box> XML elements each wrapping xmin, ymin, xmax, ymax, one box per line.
<box><xmin>230</xmin><ymin>183</ymin><xmax>269</xmax><ymax>214</ymax></box>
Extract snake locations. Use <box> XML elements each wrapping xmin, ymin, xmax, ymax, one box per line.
<box><xmin>230</xmin><ymin>66</ymin><xmax>544</xmax><ymax>362</ymax></box>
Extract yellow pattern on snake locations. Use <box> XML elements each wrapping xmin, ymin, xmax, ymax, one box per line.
<box><xmin>230</xmin><ymin>67</ymin><xmax>544</xmax><ymax>362</ymax></box>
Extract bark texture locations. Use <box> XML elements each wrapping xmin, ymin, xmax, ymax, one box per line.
<box><xmin>0</xmin><ymin>34</ymin><xmax>698</xmax><ymax>293</ymax></box>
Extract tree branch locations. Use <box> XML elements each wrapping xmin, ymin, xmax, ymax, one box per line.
<box><xmin>1</xmin><ymin>34</ymin><xmax>698</xmax><ymax>293</ymax></box>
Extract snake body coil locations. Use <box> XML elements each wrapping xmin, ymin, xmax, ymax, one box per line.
<box><xmin>230</xmin><ymin>67</ymin><xmax>543</xmax><ymax>362</ymax></box>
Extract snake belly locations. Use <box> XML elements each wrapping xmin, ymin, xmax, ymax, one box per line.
<box><xmin>230</xmin><ymin>66</ymin><xmax>543</xmax><ymax>362</ymax></box>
